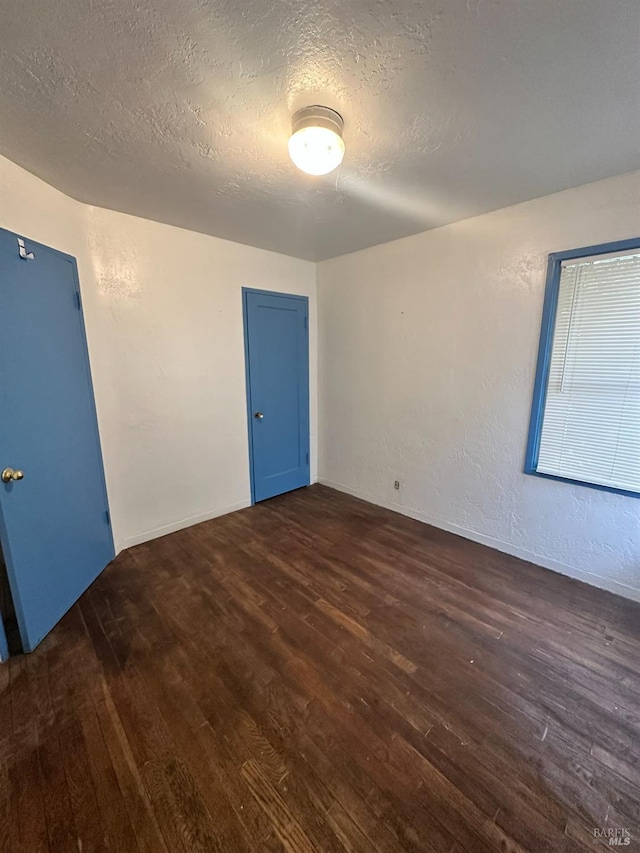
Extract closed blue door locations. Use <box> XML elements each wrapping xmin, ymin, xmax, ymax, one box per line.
<box><xmin>243</xmin><ymin>289</ymin><xmax>310</xmax><ymax>503</ymax></box>
<box><xmin>0</xmin><ymin>229</ymin><xmax>114</xmax><ymax>652</ymax></box>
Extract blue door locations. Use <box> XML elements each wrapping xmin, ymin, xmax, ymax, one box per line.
<box><xmin>243</xmin><ymin>289</ymin><xmax>310</xmax><ymax>503</ymax></box>
<box><xmin>0</xmin><ymin>616</ymin><xmax>7</xmax><ymax>662</ymax></box>
<box><xmin>0</xmin><ymin>229</ymin><xmax>114</xmax><ymax>652</ymax></box>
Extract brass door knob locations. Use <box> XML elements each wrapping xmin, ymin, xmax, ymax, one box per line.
<box><xmin>2</xmin><ymin>468</ymin><xmax>24</xmax><ymax>483</ymax></box>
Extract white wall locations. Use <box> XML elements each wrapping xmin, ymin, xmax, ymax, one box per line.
<box><xmin>318</xmin><ymin>171</ymin><xmax>640</xmax><ymax>602</ymax></box>
<box><xmin>0</xmin><ymin>155</ymin><xmax>317</xmax><ymax>552</ymax></box>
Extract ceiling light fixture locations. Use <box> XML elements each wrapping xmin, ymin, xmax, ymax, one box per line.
<box><xmin>288</xmin><ymin>105</ymin><xmax>345</xmax><ymax>176</ymax></box>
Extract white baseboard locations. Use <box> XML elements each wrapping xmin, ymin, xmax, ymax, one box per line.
<box><xmin>117</xmin><ymin>479</ymin><xmax>319</xmax><ymax>553</ymax></box>
<box><xmin>319</xmin><ymin>478</ymin><xmax>640</xmax><ymax>604</ymax></box>
<box><xmin>117</xmin><ymin>498</ymin><xmax>252</xmax><ymax>551</ymax></box>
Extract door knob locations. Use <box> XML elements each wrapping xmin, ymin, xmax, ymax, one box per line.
<box><xmin>254</xmin><ymin>411</ymin><xmax>264</xmax><ymax>420</ymax></box>
<box><xmin>2</xmin><ymin>468</ymin><xmax>24</xmax><ymax>483</ymax></box>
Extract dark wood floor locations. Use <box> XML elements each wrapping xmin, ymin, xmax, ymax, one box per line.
<box><xmin>1</xmin><ymin>485</ymin><xmax>639</xmax><ymax>852</ymax></box>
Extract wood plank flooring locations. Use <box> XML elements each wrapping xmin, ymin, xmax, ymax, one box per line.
<box><xmin>1</xmin><ymin>484</ymin><xmax>639</xmax><ymax>852</ymax></box>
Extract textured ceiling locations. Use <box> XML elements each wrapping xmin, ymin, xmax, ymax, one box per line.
<box><xmin>1</xmin><ymin>0</ymin><xmax>639</xmax><ymax>261</ymax></box>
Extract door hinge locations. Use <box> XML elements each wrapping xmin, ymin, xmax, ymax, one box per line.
<box><xmin>75</xmin><ymin>290</ymin><xmax>82</xmax><ymax>310</ymax></box>
<box><xmin>17</xmin><ymin>238</ymin><xmax>35</xmax><ymax>260</ymax></box>
<box><xmin>304</xmin><ymin>315</ymin><xmax>308</xmax><ymax>331</ymax></box>
<box><xmin>105</xmin><ymin>509</ymin><xmax>111</xmax><ymax>525</ymax></box>
<box><xmin>306</xmin><ymin>451</ymin><xmax>309</xmax><ymax>465</ymax></box>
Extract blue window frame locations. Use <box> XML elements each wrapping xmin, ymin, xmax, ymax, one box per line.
<box><xmin>525</xmin><ymin>236</ymin><xmax>640</xmax><ymax>498</ymax></box>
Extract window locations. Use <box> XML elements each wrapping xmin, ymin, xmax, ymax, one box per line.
<box><xmin>525</xmin><ymin>238</ymin><xmax>640</xmax><ymax>497</ymax></box>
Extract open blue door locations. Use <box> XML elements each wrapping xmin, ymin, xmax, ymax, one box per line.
<box><xmin>0</xmin><ymin>229</ymin><xmax>114</xmax><ymax>652</ymax></box>
<box><xmin>0</xmin><ymin>616</ymin><xmax>8</xmax><ymax>662</ymax></box>
<box><xmin>243</xmin><ymin>288</ymin><xmax>310</xmax><ymax>503</ymax></box>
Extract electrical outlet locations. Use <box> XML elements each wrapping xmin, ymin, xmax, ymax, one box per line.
<box><xmin>394</xmin><ymin>480</ymin><xmax>400</xmax><ymax>490</ymax></box>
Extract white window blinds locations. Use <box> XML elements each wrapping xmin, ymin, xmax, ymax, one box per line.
<box><xmin>536</xmin><ymin>251</ymin><xmax>640</xmax><ymax>493</ymax></box>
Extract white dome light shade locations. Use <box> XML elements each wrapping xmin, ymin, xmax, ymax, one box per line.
<box><xmin>288</xmin><ymin>106</ymin><xmax>345</xmax><ymax>176</ymax></box>
<box><xmin>288</xmin><ymin>126</ymin><xmax>345</xmax><ymax>176</ymax></box>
